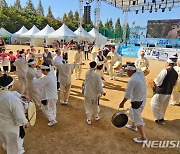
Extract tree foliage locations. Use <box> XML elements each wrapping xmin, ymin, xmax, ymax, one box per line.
<box><xmin>13</xmin><ymin>0</ymin><xmax>22</xmax><ymax>10</ymax></box>
<box><xmin>24</xmin><ymin>0</ymin><xmax>35</xmax><ymax>12</ymax></box>
<box><xmin>46</xmin><ymin>6</ymin><xmax>54</xmax><ymax>19</ymax></box>
<box><xmin>36</xmin><ymin>0</ymin><xmax>44</xmax><ymax>16</ymax></box>
<box><xmin>0</xmin><ymin>0</ymin><xmax>8</xmax><ymax>9</ymax></box>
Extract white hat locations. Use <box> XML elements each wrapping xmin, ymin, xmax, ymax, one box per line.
<box><xmin>167</xmin><ymin>58</ymin><xmax>175</xmax><ymax>64</ymax></box>
<box><xmin>125</xmin><ymin>65</ymin><xmax>136</xmax><ymax>71</ymax></box>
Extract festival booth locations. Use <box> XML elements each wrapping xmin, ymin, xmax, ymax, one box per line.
<box><xmin>74</xmin><ymin>26</ymin><xmax>93</xmax><ymax>41</ymax></box>
<box><xmin>0</xmin><ymin>28</ymin><xmax>12</xmax><ymax>43</ymax></box>
<box><xmin>20</xmin><ymin>25</ymin><xmax>40</xmax><ymax>46</ymax></box>
<box><xmin>47</xmin><ymin>24</ymin><xmax>78</xmax><ymax>48</ymax></box>
<box><xmin>12</xmin><ymin>26</ymin><xmax>29</xmax><ymax>44</ymax></box>
<box><xmin>88</xmin><ymin>28</ymin><xmax>107</xmax><ymax>47</ymax></box>
<box><xmin>32</xmin><ymin>25</ymin><xmax>55</xmax><ymax>47</ymax></box>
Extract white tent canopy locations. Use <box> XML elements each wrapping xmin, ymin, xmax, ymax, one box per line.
<box><xmin>88</xmin><ymin>28</ymin><xmax>107</xmax><ymax>46</ymax></box>
<box><xmin>20</xmin><ymin>25</ymin><xmax>40</xmax><ymax>38</ymax></box>
<box><xmin>48</xmin><ymin>24</ymin><xmax>78</xmax><ymax>39</ymax></box>
<box><xmin>13</xmin><ymin>26</ymin><xmax>28</xmax><ymax>37</ymax></box>
<box><xmin>33</xmin><ymin>25</ymin><xmax>55</xmax><ymax>38</ymax></box>
<box><xmin>0</xmin><ymin>28</ymin><xmax>12</xmax><ymax>37</ymax></box>
<box><xmin>74</xmin><ymin>26</ymin><xmax>93</xmax><ymax>39</ymax></box>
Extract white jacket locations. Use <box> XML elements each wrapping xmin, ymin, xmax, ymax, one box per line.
<box><xmin>26</xmin><ymin>67</ymin><xmax>42</xmax><ymax>83</ymax></box>
<box><xmin>107</xmin><ymin>52</ymin><xmax>122</xmax><ymax>66</ymax></box>
<box><xmin>84</xmin><ymin>70</ymin><xmax>104</xmax><ymax>98</ymax></box>
<box><xmin>14</xmin><ymin>57</ymin><xmax>28</xmax><ymax>77</ymax></box>
<box><xmin>0</xmin><ymin>90</ymin><xmax>28</xmax><ymax>133</ymax></box>
<box><xmin>33</xmin><ymin>72</ymin><xmax>58</xmax><ymax>101</ymax></box>
<box><xmin>73</xmin><ymin>51</ymin><xmax>83</xmax><ymax>64</ymax></box>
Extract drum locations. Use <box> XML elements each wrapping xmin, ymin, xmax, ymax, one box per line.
<box><xmin>24</xmin><ymin>101</ymin><xmax>37</xmax><ymax>126</ymax></box>
<box><xmin>146</xmin><ymin>79</ymin><xmax>155</xmax><ymax>98</ymax></box>
<box><xmin>112</xmin><ymin>109</ymin><xmax>128</xmax><ymax>128</ymax></box>
<box><xmin>141</xmin><ymin>67</ymin><xmax>150</xmax><ymax>76</ymax></box>
<box><xmin>113</xmin><ymin>61</ymin><xmax>122</xmax><ymax>70</ymax></box>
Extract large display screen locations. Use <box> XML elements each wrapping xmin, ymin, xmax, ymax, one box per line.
<box><xmin>147</xmin><ymin>19</ymin><xmax>180</xmax><ymax>38</ymax></box>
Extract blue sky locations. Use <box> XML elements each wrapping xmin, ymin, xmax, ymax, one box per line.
<box><xmin>7</xmin><ymin>0</ymin><xmax>180</xmax><ymax>27</ymax></box>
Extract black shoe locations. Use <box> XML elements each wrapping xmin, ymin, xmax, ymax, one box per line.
<box><xmin>155</xmin><ymin>119</ymin><xmax>162</xmax><ymax>123</ymax></box>
<box><xmin>159</xmin><ymin>118</ymin><xmax>165</xmax><ymax>122</ymax></box>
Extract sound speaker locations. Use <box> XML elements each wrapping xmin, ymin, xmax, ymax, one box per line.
<box><xmin>166</xmin><ymin>45</ymin><xmax>172</xmax><ymax>48</ymax></box>
<box><xmin>84</xmin><ymin>6</ymin><xmax>91</xmax><ymax>24</ymax></box>
<box><xmin>149</xmin><ymin>44</ymin><xmax>155</xmax><ymax>47</ymax></box>
<box><xmin>135</xmin><ymin>43</ymin><xmax>140</xmax><ymax>46</ymax></box>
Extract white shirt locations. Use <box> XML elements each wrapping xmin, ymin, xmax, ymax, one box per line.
<box><xmin>53</xmin><ymin>55</ymin><xmax>63</xmax><ymax>66</ymax></box>
<box><xmin>14</xmin><ymin>57</ymin><xmax>28</xmax><ymax>77</ymax></box>
<box><xmin>154</xmin><ymin>69</ymin><xmax>167</xmax><ymax>86</ymax></box>
<box><xmin>0</xmin><ymin>90</ymin><xmax>28</xmax><ymax>133</ymax></box>
<box><xmin>125</xmin><ymin>69</ymin><xmax>146</xmax><ymax>102</ymax></box>
<box><xmin>135</xmin><ymin>57</ymin><xmax>149</xmax><ymax>68</ymax></box>
<box><xmin>2</xmin><ymin>56</ymin><xmax>10</xmax><ymax>66</ymax></box>
<box><xmin>56</xmin><ymin>64</ymin><xmax>76</xmax><ymax>86</ymax></box>
<box><xmin>73</xmin><ymin>51</ymin><xmax>83</xmax><ymax>64</ymax></box>
<box><xmin>26</xmin><ymin>67</ymin><xmax>42</xmax><ymax>83</ymax></box>
<box><xmin>107</xmin><ymin>51</ymin><xmax>122</xmax><ymax>65</ymax></box>
<box><xmin>84</xmin><ymin>70</ymin><xmax>104</xmax><ymax>98</ymax></box>
<box><xmin>33</xmin><ymin>72</ymin><xmax>58</xmax><ymax>100</ymax></box>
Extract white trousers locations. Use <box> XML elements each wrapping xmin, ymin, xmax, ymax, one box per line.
<box><xmin>150</xmin><ymin>94</ymin><xmax>171</xmax><ymax>120</ymax></box>
<box><xmin>0</xmin><ymin>130</ymin><xmax>24</xmax><ymax>154</ymax></box>
<box><xmin>108</xmin><ymin>64</ymin><xmax>116</xmax><ymax>78</ymax></box>
<box><xmin>41</xmin><ymin>99</ymin><xmax>57</xmax><ymax>122</ymax></box>
<box><xmin>60</xmin><ymin>84</ymin><xmax>71</xmax><ymax>103</ymax></box>
<box><xmin>171</xmin><ymin>89</ymin><xmax>180</xmax><ymax>104</ymax></box>
<box><xmin>129</xmin><ymin>101</ymin><xmax>145</xmax><ymax>126</ymax></box>
<box><xmin>84</xmin><ymin>97</ymin><xmax>100</xmax><ymax>120</ymax></box>
<box><xmin>27</xmin><ymin>83</ymin><xmax>41</xmax><ymax>106</ymax></box>
<box><xmin>75</xmin><ymin>65</ymin><xmax>82</xmax><ymax>79</ymax></box>
<box><xmin>18</xmin><ymin>76</ymin><xmax>27</xmax><ymax>94</ymax></box>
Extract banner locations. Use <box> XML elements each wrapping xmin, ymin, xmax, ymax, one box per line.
<box><xmin>117</xmin><ymin>45</ymin><xmax>180</xmax><ymax>61</ymax></box>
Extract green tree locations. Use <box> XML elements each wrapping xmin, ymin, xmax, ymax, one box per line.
<box><xmin>62</xmin><ymin>13</ymin><xmax>67</xmax><ymax>24</ymax></box>
<box><xmin>13</xmin><ymin>0</ymin><xmax>22</xmax><ymax>10</ymax></box>
<box><xmin>109</xmin><ymin>18</ymin><xmax>113</xmax><ymax>28</ymax></box>
<box><xmin>67</xmin><ymin>10</ymin><xmax>73</xmax><ymax>21</ymax></box>
<box><xmin>0</xmin><ymin>0</ymin><xmax>8</xmax><ymax>9</ymax></box>
<box><xmin>105</xmin><ymin>19</ymin><xmax>109</xmax><ymax>28</ymax></box>
<box><xmin>98</xmin><ymin>20</ymin><xmax>104</xmax><ymax>28</ymax></box>
<box><xmin>74</xmin><ymin>10</ymin><xmax>79</xmax><ymax>22</ymax></box>
<box><xmin>115</xmin><ymin>18</ymin><xmax>121</xmax><ymax>28</ymax></box>
<box><xmin>46</xmin><ymin>6</ymin><xmax>54</xmax><ymax>19</ymax></box>
<box><xmin>36</xmin><ymin>0</ymin><xmax>44</xmax><ymax>16</ymax></box>
<box><xmin>24</xmin><ymin>0</ymin><xmax>35</xmax><ymax>12</ymax></box>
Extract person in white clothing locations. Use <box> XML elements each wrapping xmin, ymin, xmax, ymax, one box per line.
<box><xmin>84</xmin><ymin>61</ymin><xmax>106</xmax><ymax>125</ymax></box>
<box><xmin>73</xmin><ymin>45</ymin><xmax>83</xmax><ymax>80</ymax></box>
<box><xmin>26</xmin><ymin>59</ymin><xmax>42</xmax><ymax>107</ymax></box>
<box><xmin>150</xmin><ymin>59</ymin><xmax>178</xmax><ymax>123</ymax></box>
<box><xmin>0</xmin><ymin>74</ymin><xmax>29</xmax><ymax>154</ymax></box>
<box><xmin>2</xmin><ymin>55</ymin><xmax>10</xmax><ymax>74</ymax></box>
<box><xmin>33</xmin><ymin>62</ymin><xmax>58</xmax><ymax>126</ymax></box>
<box><xmin>14</xmin><ymin>51</ymin><xmax>28</xmax><ymax>94</ymax></box>
<box><xmin>171</xmin><ymin>58</ymin><xmax>180</xmax><ymax>105</ymax></box>
<box><xmin>135</xmin><ymin>51</ymin><xmax>149</xmax><ymax>69</ymax></box>
<box><xmin>107</xmin><ymin>46</ymin><xmax>122</xmax><ymax>80</ymax></box>
<box><xmin>119</xmin><ymin>63</ymin><xmax>147</xmax><ymax>144</ymax></box>
<box><xmin>95</xmin><ymin>49</ymin><xmax>107</xmax><ymax>84</ymax></box>
<box><xmin>54</xmin><ymin>60</ymin><xmax>77</xmax><ymax>105</ymax></box>
<box><xmin>53</xmin><ymin>49</ymin><xmax>63</xmax><ymax>90</ymax></box>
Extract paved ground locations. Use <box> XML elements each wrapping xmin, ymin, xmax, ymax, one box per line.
<box><xmin>0</xmin><ymin>45</ymin><xmax>180</xmax><ymax>154</ymax></box>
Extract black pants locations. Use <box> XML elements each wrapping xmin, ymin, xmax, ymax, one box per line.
<box><xmin>84</xmin><ymin>51</ymin><xmax>89</xmax><ymax>60</ymax></box>
<box><xmin>56</xmin><ymin>69</ymin><xmax>60</xmax><ymax>89</ymax></box>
